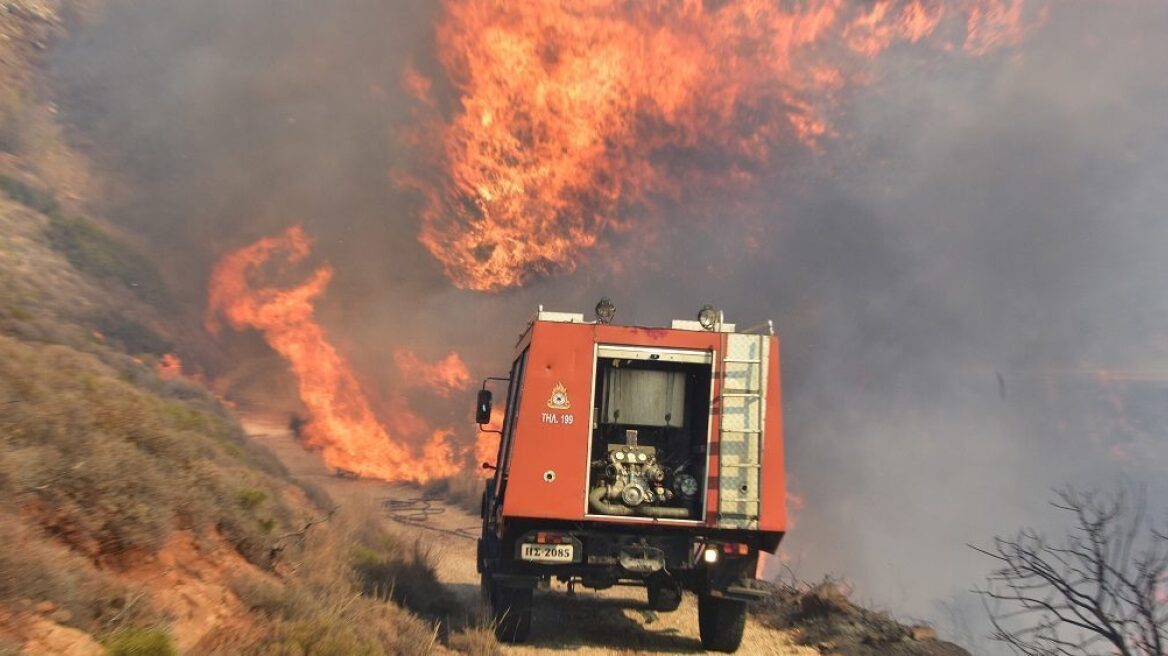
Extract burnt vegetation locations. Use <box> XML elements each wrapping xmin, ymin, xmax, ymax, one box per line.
<box><xmin>974</xmin><ymin>487</ymin><xmax>1167</xmax><ymax>656</ymax></box>
<box><xmin>752</xmin><ymin>575</ymin><xmax>971</xmax><ymax>656</ymax></box>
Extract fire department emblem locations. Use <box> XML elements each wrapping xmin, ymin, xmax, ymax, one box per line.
<box><xmin>547</xmin><ymin>382</ymin><xmax>571</xmax><ymax>410</ymax></box>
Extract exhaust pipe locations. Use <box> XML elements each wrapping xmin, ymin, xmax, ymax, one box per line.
<box><xmin>589</xmin><ymin>485</ymin><xmax>691</xmax><ymax>519</ymax></box>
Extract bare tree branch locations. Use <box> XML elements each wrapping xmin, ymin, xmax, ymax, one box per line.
<box><xmin>973</xmin><ymin>484</ymin><xmax>1167</xmax><ymax>656</ymax></box>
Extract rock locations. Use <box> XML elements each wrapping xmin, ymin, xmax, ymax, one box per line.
<box><xmin>911</xmin><ymin>625</ymin><xmax>937</xmax><ymax>641</ymax></box>
<box><xmin>19</xmin><ymin>616</ymin><xmax>104</xmax><ymax>656</ymax></box>
<box><xmin>33</xmin><ymin>601</ymin><xmax>56</xmax><ymax>614</ymax></box>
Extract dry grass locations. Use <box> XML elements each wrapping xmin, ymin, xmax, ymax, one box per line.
<box><xmin>422</xmin><ymin>470</ymin><xmax>486</xmax><ymax>516</ymax></box>
<box><xmin>0</xmin><ymin>28</ymin><xmax>465</xmax><ymax>649</ymax></box>
<box><xmin>0</xmin><ymin>334</ymin><xmax>306</xmax><ymax>564</ymax></box>
<box><xmin>0</xmin><ymin>180</ymin><xmax>460</xmax><ymax>656</ymax></box>
<box><xmin>219</xmin><ymin>499</ymin><xmax>449</xmax><ymax>655</ymax></box>
<box><xmin>448</xmin><ymin>625</ymin><xmax>500</xmax><ymax>656</ymax></box>
<box><xmin>0</xmin><ymin>511</ymin><xmax>152</xmax><ymax>630</ymax></box>
<box><xmin>0</xmin><ymin>1</ymin><xmax>96</xmax><ymax>200</ymax></box>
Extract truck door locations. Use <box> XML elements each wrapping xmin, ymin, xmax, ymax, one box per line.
<box><xmin>493</xmin><ymin>349</ymin><xmax>529</xmax><ymax>509</ymax></box>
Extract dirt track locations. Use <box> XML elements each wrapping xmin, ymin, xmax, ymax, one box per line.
<box><xmin>243</xmin><ymin>415</ymin><xmax>815</xmax><ymax>655</ymax></box>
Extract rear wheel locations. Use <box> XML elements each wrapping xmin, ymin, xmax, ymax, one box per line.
<box><xmin>647</xmin><ymin>581</ymin><xmax>682</xmax><ymax>612</ymax></box>
<box><xmin>698</xmin><ymin>593</ymin><xmax>747</xmax><ymax>652</ymax></box>
<box><xmin>485</xmin><ymin>572</ymin><xmax>532</xmax><ymax>643</ymax></box>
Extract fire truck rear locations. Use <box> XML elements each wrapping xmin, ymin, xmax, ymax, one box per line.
<box><xmin>475</xmin><ymin>302</ymin><xmax>788</xmax><ymax>652</ymax></box>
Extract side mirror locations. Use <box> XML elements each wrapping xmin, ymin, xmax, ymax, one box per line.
<box><xmin>475</xmin><ymin>389</ymin><xmax>493</xmax><ymax>425</ymax></box>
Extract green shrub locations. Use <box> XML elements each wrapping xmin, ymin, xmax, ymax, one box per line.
<box><xmin>0</xmin><ymin>86</ymin><xmax>29</xmax><ymax>153</ymax></box>
<box><xmin>102</xmin><ymin>627</ymin><xmax>178</xmax><ymax>656</ymax></box>
<box><xmin>0</xmin><ymin>174</ymin><xmax>58</xmax><ymax>214</ymax></box>
<box><xmin>255</xmin><ymin>619</ymin><xmax>382</xmax><ymax>656</ymax></box>
<box><xmin>159</xmin><ymin>400</ymin><xmax>210</xmax><ymax>432</ymax></box>
<box><xmin>0</xmin><ymin>335</ymin><xmax>301</xmax><ymax>565</ymax></box>
<box><xmin>43</xmin><ymin>213</ymin><xmax>170</xmax><ymax>306</ymax></box>
<box><xmin>90</xmin><ymin>312</ymin><xmax>171</xmax><ymax>356</ymax></box>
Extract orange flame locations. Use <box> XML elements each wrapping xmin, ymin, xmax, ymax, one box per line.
<box><xmin>964</xmin><ymin>0</ymin><xmax>1048</xmax><ymax>55</ymax></box>
<box><xmin>156</xmin><ymin>353</ymin><xmax>183</xmax><ymax>380</ymax></box>
<box><xmin>393</xmin><ymin>349</ymin><xmax>473</xmax><ymax>397</ymax></box>
<box><xmin>205</xmin><ymin>227</ymin><xmax>459</xmax><ymax>483</ymax></box>
<box><xmin>788</xmin><ymin>491</ymin><xmax>807</xmax><ymax>530</ymax></box>
<box><xmin>405</xmin><ymin>0</ymin><xmax>1048</xmax><ymax>292</ymax></box>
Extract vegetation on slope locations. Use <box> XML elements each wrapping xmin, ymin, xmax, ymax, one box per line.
<box><xmin>752</xmin><ymin>578</ymin><xmax>970</xmax><ymax>656</ymax></box>
<box><xmin>0</xmin><ymin>176</ymin><xmax>465</xmax><ymax>655</ymax></box>
<box><xmin>0</xmin><ymin>4</ymin><xmax>494</xmax><ymax>654</ymax></box>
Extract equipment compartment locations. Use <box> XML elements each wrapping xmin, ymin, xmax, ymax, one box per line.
<box><xmin>587</xmin><ymin>350</ymin><xmax>713</xmax><ymax>520</ymax></box>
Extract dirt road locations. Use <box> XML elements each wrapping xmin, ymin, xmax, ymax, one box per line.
<box><xmin>243</xmin><ymin>415</ymin><xmax>815</xmax><ymax>655</ymax></box>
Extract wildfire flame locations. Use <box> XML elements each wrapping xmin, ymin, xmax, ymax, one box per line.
<box><xmin>205</xmin><ymin>226</ymin><xmax>460</xmax><ymax>483</ymax></box>
<box><xmin>405</xmin><ymin>0</ymin><xmax>1047</xmax><ymax>291</ymax></box>
<box><xmin>156</xmin><ymin>353</ymin><xmax>183</xmax><ymax>380</ymax></box>
<box><xmin>202</xmin><ymin>2</ymin><xmax>1052</xmax><ymax>484</ymax></box>
<box><xmin>393</xmin><ymin>349</ymin><xmax>473</xmax><ymax>397</ymax></box>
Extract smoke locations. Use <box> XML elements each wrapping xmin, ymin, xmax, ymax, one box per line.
<box><xmin>49</xmin><ymin>0</ymin><xmax>1168</xmax><ymax>641</ymax></box>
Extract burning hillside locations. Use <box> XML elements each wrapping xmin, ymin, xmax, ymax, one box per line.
<box><xmin>197</xmin><ymin>0</ymin><xmax>1051</xmax><ymax>485</ymax></box>
<box><xmin>204</xmin><ymin>226</ymin><xmax>462</xmax><ymax>483</ymax></box>
<box><xmin>6</xmin><ymin>0</ymin><xmax>1166</xmax><ymax>651</ymax></box>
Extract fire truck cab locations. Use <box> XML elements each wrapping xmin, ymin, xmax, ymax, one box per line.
<box><xmin>476</xmin><ymin>304</ymin><xmax>788</xmax><ymax>652</ymax></box>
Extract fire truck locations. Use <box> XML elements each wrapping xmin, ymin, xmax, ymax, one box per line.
<box><xmin>475</xmin><ymin>301</ymin><xmax>788</xmax><ymax>652</ymax></box>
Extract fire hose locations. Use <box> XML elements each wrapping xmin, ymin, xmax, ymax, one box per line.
<box><xmin>382</xmin><ymin>497</ymin><xmax>479</xmax><ymax>540</ymax></box>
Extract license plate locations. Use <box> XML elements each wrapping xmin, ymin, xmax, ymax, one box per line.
<box><xmin>519</xmin><ymin>543</ymin><xmax>575</xmax><ymax>563</ymax></box>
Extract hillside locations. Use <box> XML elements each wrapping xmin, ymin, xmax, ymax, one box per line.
<box><xmin>0</xmin><ymin>3</ymin><xmax>489</xmax><ymax>654</ymax></box>
<box><xmin>0</xmin><ymin>3</ymin><xmax>980</xmax><ymax>655</ymax></box>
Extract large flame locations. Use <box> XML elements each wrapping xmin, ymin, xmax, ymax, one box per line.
<box><xmin>405</xmin><ymin>0</ymin><xmax>1047</xmax><ymax>291</ymax></box>
<box><xmin>393</xmin><ymin>349</ymin><xmax>473</xmax><ymax>397</ymax></box>
<box><xmin>205</xmin><ymin>227</ymin><xmax>460</xmax><ymax>483</ymax></box>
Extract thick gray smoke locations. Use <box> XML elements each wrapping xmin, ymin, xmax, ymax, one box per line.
<box><xmin>51</xmin><ymin>1</ymin><xmax>1168</xmax><ymax>648</ymax></box>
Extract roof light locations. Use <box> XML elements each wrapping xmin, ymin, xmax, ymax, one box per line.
<box><xmin>697</xmin><ymin>305</ymin><xmax>719</xmax><ymax>331</ymax></box>
<box><xmin>595</xmin><ymin>297</ymin><xmax>616</xmax><ymax>324</ymax></box>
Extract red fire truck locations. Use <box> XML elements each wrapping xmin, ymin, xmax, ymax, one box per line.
<box><xmin>476</xmin><ymin>302</ymin><xmax>788</xmax><ymax>652</ymax></box>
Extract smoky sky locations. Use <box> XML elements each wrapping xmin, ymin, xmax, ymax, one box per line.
<box><xmin>50</xmin><ymin>0</ymin><xmax>1168</xmax><ymax>644</ymax></box>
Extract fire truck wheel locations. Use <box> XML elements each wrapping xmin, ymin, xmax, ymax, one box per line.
<box><xmin>489</xmin><ymin>581</ymin><xmax>533</xmax><ymax>643</ymax></box>
<box><xmin>646</xmin><ymin>582</ymin><xmax>682</xmax><ymax>612</ymax></box>
<box><xmin>697</xmin><ymin>593</ymin><xmax>747</xmax><ymax>652</ymax></box>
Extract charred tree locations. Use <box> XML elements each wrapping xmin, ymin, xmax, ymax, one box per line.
<box><xmin>974</xmin><ymin>486</ymin><xmax>1167</xmax><ymax>656</ymax></box>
